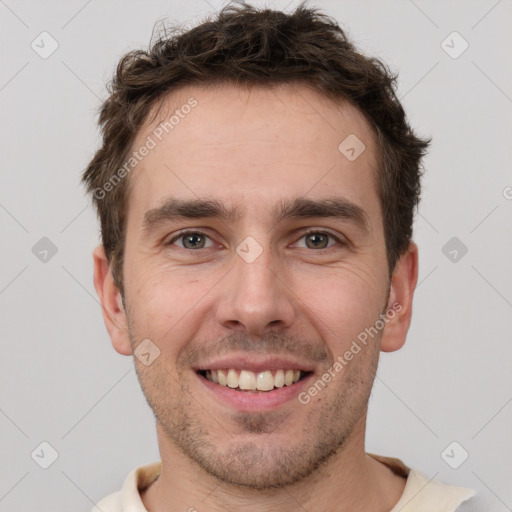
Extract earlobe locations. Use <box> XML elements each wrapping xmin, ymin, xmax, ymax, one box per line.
<box><xmin>92</xmin><ymin>245</ymin><xmax>133</xmax><ymax>356</ymax></box>
<box><xmin>380</xmin><ymin>242</ymin><xmax>419</xmax><ymax>353</ymax></box>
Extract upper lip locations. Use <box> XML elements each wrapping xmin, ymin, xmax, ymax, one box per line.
<box><xmin>194</xmin><ymin>354</ymin><xmax>316</xmax><ymax>373</ymax></box>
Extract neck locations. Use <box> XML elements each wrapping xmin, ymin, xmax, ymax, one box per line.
<box><xmin>141</xmin><ymin>415</ymin><xmax>406</xmax><ymax>512</ymax></box>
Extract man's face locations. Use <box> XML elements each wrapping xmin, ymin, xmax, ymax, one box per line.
<box><xmin>117</xmin><ymin>83</ymin><xmax>393</xmax><ymax>488</ymax></box>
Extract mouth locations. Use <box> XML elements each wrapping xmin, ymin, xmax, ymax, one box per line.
<box><xmin>197</xmin><ymin>368</ymin><xmax>312</xmax><ymax>392</ymax></box>
<box><xmin>193</xmin><ymin>355</ymin><xmax>317</xmax><ymax>411</ymax></box>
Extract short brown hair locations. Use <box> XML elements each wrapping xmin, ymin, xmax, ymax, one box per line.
<box><xmin>82</xmin><ymin>0</ymin><xmax>430</xmax><ymax>296</ymax></box>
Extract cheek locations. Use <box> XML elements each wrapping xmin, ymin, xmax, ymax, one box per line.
<box><xmin>126</xmin><ymin>265</ymin><xmax>214</xmax><ymax>351</ymax></box>
<box><xmin>295</xmin><ymin>265</ymin><xmax>385</xmax><ymax>353</ymax></box>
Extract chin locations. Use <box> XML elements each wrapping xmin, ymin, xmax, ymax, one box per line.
<box><xmin>189</xmin><ymin>435</ymin><xmax>343</xmax><ymax>490</ymax></box>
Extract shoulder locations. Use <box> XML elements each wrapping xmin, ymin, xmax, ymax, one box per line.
<box><xmin>393</xmin><ymin>467</ymin><xmax>476</xmax><ymax>512</ymax></box>
<box><xmin>367</xmin><ymin>453</ymin><xmax>476</xmax><ymax>512</ymax></box>
<box><xmin>90</xmin><ymin>461</ymin><xmax>161</xmax><ymax>512</ymax></box>
<box><xmin>455</xmin><ymin>492</ymin><xmax>490</xmax><ymax>511</ymax></box>
<box><xmin>91</xmin><ymin>491</ymin><xmax>122</xmax><ymax>512</ymax></box>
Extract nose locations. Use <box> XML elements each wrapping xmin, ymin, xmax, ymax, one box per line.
<box><xmin>215</xmin><ymin>246</ymin><xmax>296</xmax><ymax>338</ymax></box>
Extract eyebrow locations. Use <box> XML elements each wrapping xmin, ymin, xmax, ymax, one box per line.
<box><xmin>141</xmin><ymin>196</ymin><xmax>370</xmax><ymax>237</ymax></box>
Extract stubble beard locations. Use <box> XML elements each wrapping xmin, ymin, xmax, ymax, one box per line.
<box><xmin>131</xmin><ymin>331</ymin><xmax>380</xmax><ymax>490</ymax></box>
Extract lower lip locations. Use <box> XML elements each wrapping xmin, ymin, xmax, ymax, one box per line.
<box><xmin>197</xmin><ymin>372</ymin><xmax>314</xmax><ymax>412</ymax></box>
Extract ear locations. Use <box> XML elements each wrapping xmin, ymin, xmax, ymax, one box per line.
<box><xmin>380</xmin><ymin>241</ymin><xmax>419</xmax><ymax>353</ymax></box>
<box><xmin>92</xmin><ymin>245</ymin><xmax>132</xmax><ymax>356</ymax></box>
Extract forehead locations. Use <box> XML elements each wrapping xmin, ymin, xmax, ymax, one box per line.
<box><xmin>126</xmin><ymin>82</ymin><xmax>380</xmax><ymax>228</ymax></box>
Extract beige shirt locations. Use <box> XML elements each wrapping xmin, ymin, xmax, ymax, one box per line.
<box><xmin>92</xmin><ymin>453</ymin><xmax>476</xmax><ymax>512</ymax></box>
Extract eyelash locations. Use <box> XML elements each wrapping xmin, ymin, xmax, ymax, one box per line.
<box><xmin>166</xmin><ymin>229</ymin><xmax>345</xmax><ymax>252</ymax></box>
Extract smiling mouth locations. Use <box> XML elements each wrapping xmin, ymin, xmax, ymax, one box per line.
<box><xmin>197</xmin><ymin>369</ymin><xmax>312</xmax><ymax>392</ymax></box>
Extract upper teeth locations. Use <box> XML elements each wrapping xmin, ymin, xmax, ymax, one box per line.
<box><xmin>205</xmin><ymin>369</ymin><xmax>302</xmax><ymax>391</ymax></box>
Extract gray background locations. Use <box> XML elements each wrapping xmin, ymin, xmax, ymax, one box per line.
<box><xmin>1</xmin><ymin>0</ymin><xmax>511</xmax><ymax>510</ymax></box>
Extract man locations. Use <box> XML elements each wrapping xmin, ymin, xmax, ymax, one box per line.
<box><xmin>83</xmin><ymin>1</ymin><xmax>477</xmax><ymax>510</ymax></box>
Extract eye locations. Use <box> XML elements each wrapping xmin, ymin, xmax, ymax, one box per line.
<box><xmin>167</xmin><ymin>230</ymin><xmax>215</xmax><ymax>250</ymax></box>
<box><xmin>166</xmin><ymin>229</ymin><xmax>344</xmax><ymax>251</ymax></box>
<box><xmin>293</xmin><ymin>230</ymin><xmax>342</xmax><ymax>250</ymax></box>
